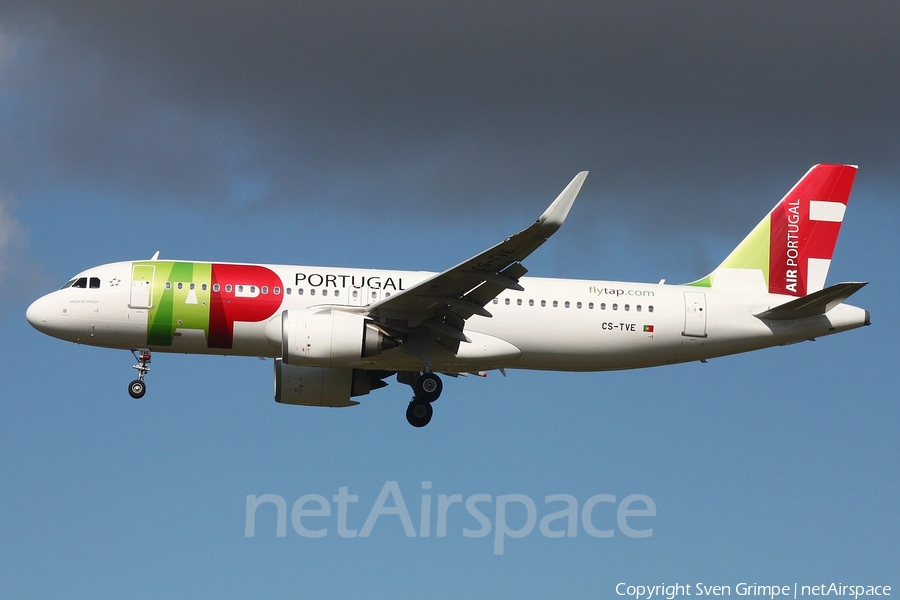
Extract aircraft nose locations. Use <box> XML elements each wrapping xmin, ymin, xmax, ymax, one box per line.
<box><xmin>26</xmin><ymin>295</ymin><xmax>53</xmax><ymax>333</ymax></box>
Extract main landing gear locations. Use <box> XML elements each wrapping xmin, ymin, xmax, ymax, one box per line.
<box><xmin>128</xmin><ymin>349</ymin><xmax>151</xmax><ymax>399</ymax></box>
<box><xmin>405</xmin><ymin>372</ymin><xmax>443</xmax><ymax>428</ymax></box>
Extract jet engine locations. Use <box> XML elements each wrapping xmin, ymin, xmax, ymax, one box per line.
<box><xmin>273</xmin><ymin>359</ymin><xmax>388</xmax><ymax>407</ymax></box>
<box><xmin>269</xmin><ymin>309</ymin><xmax>397</xmax><ymax>368</ymax></box>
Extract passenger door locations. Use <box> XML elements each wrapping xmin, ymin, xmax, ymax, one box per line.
<box><xmin>130</xmin><ymin>264</ymin><xmax>155</xmax><ymax>309</ymax></box>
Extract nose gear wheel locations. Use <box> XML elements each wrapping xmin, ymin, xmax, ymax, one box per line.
<box><xmin>128</xmin><ymin>349</ymin><xmax>151</xmax><ymax>399</ymax></box>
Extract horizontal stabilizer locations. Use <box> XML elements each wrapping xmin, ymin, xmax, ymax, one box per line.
<box><xmin>755</xmin><ymin>282</ymin><xmax>867</xmax><ymax>321</ymax></box>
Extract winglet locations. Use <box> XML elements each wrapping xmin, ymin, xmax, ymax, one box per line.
<box><xmin>537</xmin><ymin>171</ymin><xmax>588</xmax><ymax>232</ymax></box>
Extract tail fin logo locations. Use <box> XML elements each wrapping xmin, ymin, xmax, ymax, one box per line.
<box><xmin>767</xmin><ymin>164</ymin><xmax>857</xmax><ymax>296</ymax></box>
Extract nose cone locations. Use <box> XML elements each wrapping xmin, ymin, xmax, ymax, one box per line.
<box><xmin>26</xmin><ymin>295</ymin><xmax>53</xmax><ymax>334</ymax></box>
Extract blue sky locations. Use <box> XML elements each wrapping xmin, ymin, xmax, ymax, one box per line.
<box><xmin>1</xmin><ymin>3</ymin><xmax>898</xmax><ymax>598</ymax></box>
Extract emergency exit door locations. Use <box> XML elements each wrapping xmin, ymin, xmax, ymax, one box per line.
<box><xmin>682</xmin><ymin>291</ymin><xmax>708</xmax><ymax>338</ymax></box>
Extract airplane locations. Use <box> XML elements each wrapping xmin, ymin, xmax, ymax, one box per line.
<box><xmin>26</xmin><ymin>164</ymin><xmax>869</xmax><ymax>427</ymax></box>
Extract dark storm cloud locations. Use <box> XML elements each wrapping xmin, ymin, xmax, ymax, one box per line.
<box><xmin>0</xmin><ymin>1</ymin><xmax>897</xmax><ymax>238</ymax></box>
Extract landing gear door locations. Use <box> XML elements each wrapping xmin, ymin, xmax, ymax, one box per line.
<box><xmin>130</xmin><ymin>264</ymin><xmax>155</xmax><ymax>309</ymax></box>
<box><xmin>682</xmin><ymin>291</ymin><xmax>708</xmax><ymax>338</ymax></box>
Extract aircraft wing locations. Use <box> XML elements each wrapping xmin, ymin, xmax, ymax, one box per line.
<box><xmin>366</xmin><ymin>172</ymin><xmax>588</xmax><ymax>359</ymax></box>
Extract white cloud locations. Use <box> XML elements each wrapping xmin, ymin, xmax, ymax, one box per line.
<box><xmin>0</xmin><ymin>194</ymin><xmax>26</xmax><ymax>283</ymax></box>
<box><xmin>0</xmin><ymin>194</ymin><xmax>49</xmax><ymax>319</ymax></box>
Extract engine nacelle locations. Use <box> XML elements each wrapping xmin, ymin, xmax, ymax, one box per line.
<box><xmin>271</xmin><ymin>309</ymin><xmax>395</xmax><ymax>367</ymax></box>
<box><xmin>273</xmin><ymin>360</ymin><xmax>387</xmax><ymax>407</ymax></box>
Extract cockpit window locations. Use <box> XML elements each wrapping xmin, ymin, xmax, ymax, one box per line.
<box><xmin>61</xmin><ymin>276</ymin><xmax>99</xmax><ymax>290</ymax></box>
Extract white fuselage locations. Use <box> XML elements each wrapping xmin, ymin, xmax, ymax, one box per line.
<box><xmin>25</xmin><ymin>260</ymin><xmax>869</xmax><ymax>374</ymax></box>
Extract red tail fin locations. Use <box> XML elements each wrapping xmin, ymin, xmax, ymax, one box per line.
<box><xmin>768</xmin><ymin>164</ymin><xmax>857</xmax><ymax>296</ymax></box>
<box><xmin>688</xmin><ymin>164</ymin><xmax>858</xmax><ymax>296</ymax></box>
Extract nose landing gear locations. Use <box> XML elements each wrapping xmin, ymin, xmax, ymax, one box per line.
<box><xmin>404</xmin><ymin>372</ymin><xmax>443</xmax><ymax>427</ymax></box>
<box><xmin>128</xmin><ymin>349</ymin><xmax>151</xmax><ymax>399</ymax></box>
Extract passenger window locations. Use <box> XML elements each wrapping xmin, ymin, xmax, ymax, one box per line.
<box><xmin>262</xmin><ymin>286</ymin><xmax>268</xmax><ymax>294</ymax></box>
<box><xmin>577</xmin><ymin>301</ymin><xmax>582</xmax><ymax>309</ymax></box>
<box><xmin>589</xmin><ymin>302</ymin><xmax>594</xmax><ymax>309</ymax></box>
<box><xmin>564</xmin><ymin>301</ymin><xmax>570</xmax><ymax>308</ymax></box>
<box><xmin>612</xmin><ymin>303</ymin><xmax>618</xmax><ymax>310</ymax></box>
<box><xmin>225</xmin><ymin>284</ymin><xmax>232</xmax><ymax>293</ymax></box>
<box><xmin>517</xmin><ymin>299</ymin><xmax>522</xmax><ymax>306</ymax></box>
<box><xmin>190</xmin><ymin>283</ymin><xmax>196</xmax><ymax>290</ymax></box>
<box><xmin>213</xmin><ymin>284</ymin><xmax>220</xmax><ymax>292</ymax></box>
<box><xmin>165</xmin><ymin>282</ymin><xmax>172</xmax><ymax>290</ymax></box>
<box><xmin>310</xmin><ymin>289</ymin><xmax>316</xmax><ymax>296</ymax></box>
<box><xmin>322</xmin><ymin>289</ymin><xmax>328</xmax><ymax>297</ymax></box>
<box><xmin>648</xmin><ymin>305</ymin><xmax>654</xmax><ymax>313</ymax></box>
<box><xmin>89</xmin><ymin>277</ymin><xmax>101</xmax><ymax>289</ymax></box>
<box><xmin>371</xmin><ymin>291</ymin><xmax>377</xmax><ymax>299</ymax></box>
<box><xmin>334</xmin><ymin>290</ymin><xmax>340</xmax><ymax>297</ymax></box>
<box><xmin>636</xmin><ymin>305</ymin><xmax>642</xmax><ymax>312</ymax></box>
<box><xmin>600</xmin><ymin>303</ymin><xmax>606</xmax><ymax>310</ymax></box>
<box><xmin>177</xmin><ymin>282</ymin><xmax>184</xmax><ymax>290</ymax></box>
<box><xmin>201</xmin><ymin>283</ymin><xmax>208</xmax><ymax>291</ymax></box>
<box><xmin>238</xmin><ymin>285</ymin><xmax>244</xmax><ymax>293</ymax></box>
<box><xmin>529</xmin><ymin>299</ymin><xmax>534</xmax><ymax>306</ymax></box>
<box><xmin>352</xmin><ymin>290</ymin><xmax>359</xmax><ymax>298</ymax></box>
<box><xmin>541</xmin><ymin>300</ymin><xmax>546</xmax><ymax>307</ymax></box>
<box><xmin>493</xmin><ymin>299</ymin><xmax>499</xmax><ymax>304</ymax></box>
<box><xmin>552</xmin><ymin>301</ymin><xmax>558</xmax><ymax>307</ymax></box>
<box><xmin>505</xmin><ymin>298</ymin><xmax>510</xmax><ymax>305</ymax></box>
<box><xmin>624</xmin><ymin>304</ymin><xmax>630</xmax><ymax>311</ymax></box>
<box><xmin>286</xmin><ymin>288</ymin><xmax>292</xmax><ymax>295</ymax></box>
<box><xmin>298</xmin><ymin>289</ymin><xmax>304</xmax><ymax>295</ymax></box>
<box><xmin>274</xmin><ymin>287</ymin><xmax>281</xmax><ymax>295</ymax></box>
